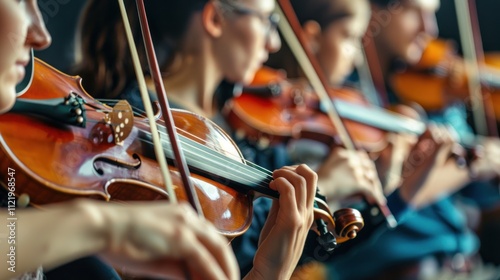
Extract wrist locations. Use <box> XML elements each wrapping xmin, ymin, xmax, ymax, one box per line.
<box><xmin>243</xmin><ymin>268</ymin><xmax>265</xmax><ymax>280</ymax></box>
<box><xmin>467</xmin><ymin>162</ymin><xmax>479</xmax><ymax>181</ymax></box>
<box><xmin>465</xmin><ymin>144</ymin><xmax>483</xmax><ymax>181</ymax></box>
<box><xmin>245</xmin><ymin>266</ymin><xmax>287</xmax><ymax>280</ymax></box>
<box><xmin>71</xmin><ymin>199</ymin><xmax>108</xmax><ymax>253</ymax></box>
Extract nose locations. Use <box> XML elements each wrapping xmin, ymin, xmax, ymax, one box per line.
<box><xmin>26</xmin><ymin>3</ymin><xmax>52</xmax><ymax>50</ymax></box>
<box><xmin>266</xmin><ymin>29</ymin><xmax>281</xmax><ymax>54</ymax></box>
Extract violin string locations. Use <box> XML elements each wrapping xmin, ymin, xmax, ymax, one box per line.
<box><xmin>96</xmin><ymin>99</ymin><xmax>274</xmax><ymax>176</ymax></box>
<box><xmin>159</xmin><ymin>121</ymin><xmax>271</xmax><ymax>170</ymax></box>
<box><xmin>136</xmin><ymin>121</ymin><xmax>275</xmax><ymax>187</ymax></box>
<box><xmin>88</xmin><ymin>99</ymin><xmax>276</xmax><ymax>190</ymax></box>
<box><xmin>157</xmin><ymin>123</ymin><xmax>275</xmax><ymax>177</ymax></box>
<box><xmin>137</xmin><ymin>135</ymin><xmax>274</xmax><ymax>190</ymax></box>
<box><xmin>154</xmin><ymin>127</ymin><xmax>275</xmax><ymax>182</ymax></box>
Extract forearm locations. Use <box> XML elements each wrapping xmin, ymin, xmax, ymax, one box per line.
<box><xmin>0</xmin><ymin>200</ymin><xmax>107</xmax><ymax>279</ymax></box>
<box><xmin>243</xmin><ymin>250</ymin><xmax>296</xmax><ymax>280</ymax></box>
<box><xmin>243</xmin><ymin>268</ymin><xmax>266</xmax><ymax>280</ymax></box>
<box><xmin>407</xmin><ymin>159</ymin><xmax>469</xmax><ymax>208</ymax></box>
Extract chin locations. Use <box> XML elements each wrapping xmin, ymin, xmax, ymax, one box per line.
<box><xmin>223</xmin><ymin>69</ymin><xmax>245</xmax><ymax>84</ymax></box>
<box><xmin>0</xmin><ymin>77</ymin><xmax>16</xmax><ymax>113</ymax></box>
<box><xmin>405</xmin><ymin>46</ymin><xmax>425</xmax><ymax>65</ymax></box>
<box><xmin>330</xmin><ymin>73</ymin><xmax>346</xmax><ymax>86</ymax></box>
<box><xmin>0</xmin><ymin>94</ymin><xmax>16</xmax><ymax>114</ymax></box>
<box><xmin>231</xmin><ymin>72</ymin><xmax>254</xmax><ymax>86</ymax></box>
<box><xmin>407</xmin><ymin>54</ymin><xmax>423</xmax><ymax>66</ymax></box>
<box><xmin>241</xmin><ymin>73</ymin><xmax>256</xmax><ymax>86</ymax></box>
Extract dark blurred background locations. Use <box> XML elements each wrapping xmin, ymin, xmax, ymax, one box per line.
<box><xmin>437</xmin><ymin>0</ymin><xmax>500</xmax><ymax>53</ymax></box>
<box><xmin>35</xmin><ymin>0</ymin><xmax>500</xmax><ymax>71</ymax></box>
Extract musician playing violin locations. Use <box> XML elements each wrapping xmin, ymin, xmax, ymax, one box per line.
<box><xmin>73</xmin><ymin>0</ymin><xmax>336</xmax><ymax>279</ymax></box>
<box><xmin>0</xmin><ymin>1</ymin><xmax>240</xmax><ymax>280</ymax></box>
<box><xmin>263</xmin><ymin>0</ymin><xmax>457</xmax><ymax>206</ymax></box>
<box><xmin>0</xmin><ymin>1</ymin><xmax>322</xmax><ymax>280</ymax></box>
<box><xmin>219</xmin><ymin>0</ymin><xmax>472</xmax><ymax>277</ymax></box>
<box><xmin>0</xmin><ymin>1</ymin><xmax>253</xmax><ymax>279</ymax></box>
<box><xmin>326</xmin><ymin>0</ymin><xmax>500</xmax><ymax>279</ymax></box>
<box><xmin>71</xmin><ymin>0</ymin><xmax>395</xmax><ymax>277</ymax></box>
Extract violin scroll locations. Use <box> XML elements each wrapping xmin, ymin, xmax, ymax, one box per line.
<box><xmin>333</xmin><ymin>208</ymin><xmax>364</xmax><ymax>240</ymax></box>
<box><xmin>312</xmin><ymin>194</ymin><xmax>364</xmax><ymax>249</ymax></box>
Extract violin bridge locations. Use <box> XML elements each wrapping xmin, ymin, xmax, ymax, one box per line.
<box><xmin>105</xmin><ymin>100</ymin><xmax>134</xmax><ymax>144</ymax></box>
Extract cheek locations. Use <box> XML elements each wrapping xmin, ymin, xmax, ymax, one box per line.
<box><xmin>340</xmin><ymin>41</ymin><xmax>358</xmax><ymax>67</ymax></box>
<box><xmin>0</xmin><ymin>5</ymin><xmax>25</xmax><ymax>112</ymax></box>
<box><xmin>319</xmin><ymin>40</ymin><xmax>354</xmax><ymax>85</ymax></box>
<box><xmin>392</xmin><ymin>13</ymin><xmax>421</xmax><ymax>45</ymax></box>
<box><xmin>0</xmin><ymin>71</ymin><xmax>17</xmax><ymax>113</ymax></box>
<box><xmin>0</xmin><ymin>3</ymin><xmax>26</xmax><ymax>52</ymax></box>
<box><xmin>223</xmin><ymin>23</ymin><xmax>265</xmax><ymax>83</ymax></box>
<box><xmin>240</xmin><ymin>40</ymin><xmax>262</xmax><ymax>82</ymax></box>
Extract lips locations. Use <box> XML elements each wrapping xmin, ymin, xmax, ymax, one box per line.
<box><xmin>15</xmin><ymin>59</ymin><xmax>29</xmax><ymax>82</ymax></box>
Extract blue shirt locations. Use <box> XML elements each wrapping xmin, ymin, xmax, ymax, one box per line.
<box><xmin>212</xmin><ymin>82</ymin><xmax>417</xmax><ymax>275</ymax></box>
<box><xmin>325</xmin><ymin>74</ymin><xmax>498</xmax><ymax>279</ymax></box>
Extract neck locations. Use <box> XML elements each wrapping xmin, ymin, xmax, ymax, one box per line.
<box><xmin>373</xmin><ymin>43</ymin><xmax>394</xmax><ymax>80</ymax></box>
<box><xmin>362</xmin><ymin>38</ymin><xmax>398</xmax><ymax>106</ymax></box>
<box><xmin>148</xmin><ymin>52</ymin><xmax>223</xmax><ymax>119</ymax></box>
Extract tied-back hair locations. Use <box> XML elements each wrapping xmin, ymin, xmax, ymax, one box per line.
<box><xmin>73</xmin><ymin>0</ymin><xmax>207</xmax><ymax>99</ymax></box>
<box><xmin>265</xmin><ymin>0</ymin><xmax>353</xmax><ymax>78</ymax></box>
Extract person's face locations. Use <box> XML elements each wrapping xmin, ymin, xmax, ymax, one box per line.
<box><xmin>0</xmin><ymin>0</ymin><xmax>51</xmax><ymax>113</ymax></box>
<box><xmin>315</xmin><ymin>2</ymin><xmax>370</xmax><ymax>85</ymax></box>
<box><xmin>371</xmin><ymin>0</ymin><xmax>439</xmax><ymax>65</ymax></box>
<box><xmin>214</xmin><ymin>0</ymin><xmax>281</xmax><ymax>84</ymax></box>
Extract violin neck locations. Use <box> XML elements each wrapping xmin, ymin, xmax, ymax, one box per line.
<box><xmin>324</xmin><ymin>99</ymin><xmax>426</xmax><ymax>135</ymax></box>
<box><xmin>480</xmin><ymin>67</ymin><xmax>500</xmax><ymax>89</ymax></box>
<box><xmin>139</xmin><ymin>128</ymin><xmax>280</xmax><ymax>199</ymax></box>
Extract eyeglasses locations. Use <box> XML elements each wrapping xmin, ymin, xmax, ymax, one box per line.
<box><xmin>216</xmin><ymin>1</ymin><xmax>280</xmax><ymax>39</ymax></box>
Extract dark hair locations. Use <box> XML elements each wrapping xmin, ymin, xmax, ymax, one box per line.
<box><xmin>289</xmin><ymin>0</ymin><xmax>352</xmax><ymax>29</ymax></box>
<box><xmin>266</xmin><ymin>0</ymin><xmax>354</xmax><ymax>78</ymax></box>
<box><xmin>370</xmin><ymin>0</ymin><xmax>390</xmax><ymax>5</ymax></box>
<box><xmin>370</xmin><ymin>0</ymin><xmax>405</xmax><ymax>8</ymax></box>
<box><xmin>73</xmin><ymin>0</ymin><xmax>207</xmax><ymax>99</ymax></box>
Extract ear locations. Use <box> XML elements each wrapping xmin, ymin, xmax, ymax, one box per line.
<box><xmin>201</xmin><ymin>2</ymin><xmax>223</xmax><ymax>38</ymax></box>
<box><xmin>302</xmin><ymin>20</ymin><xmax>322</xmax><ymax>54</ymax></box>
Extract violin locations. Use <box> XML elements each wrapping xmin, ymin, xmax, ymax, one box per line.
<box><xmin>223</xmin><ymin>64</ymin><xmax>483</xmax><ymax>217</ymax></box>
<box><xmin>391</xmin><ymin>39</ymin><xmax>500</xmax><ymax>121</ymax></box>
<box><xmin>0</xmin><ymin>57</ymin><xmax>364</xmax><ymax>246</ymax></box>
<box><xmin>483</xmin><ymin>53</ymin><xmax>500</xmax><ymax>120</ymax></box>
<box><xmin>224</xmin><ymin>67</ymin><xmax>428</xmax><ymax>153</ymax></box>
<box><xmin>223</xmin><ymin>66</ymin><xmax>449</xmax><ymax>229</ymax></box>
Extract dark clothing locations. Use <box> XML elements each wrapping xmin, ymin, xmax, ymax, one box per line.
<box><xmin>44</xmin><ymin>257</ymin><xmax>121</xmax><ymax>280</ymax></box>
<box><xmin>117</xmin><ymin>80</ymin><xmax>500</xmax><ymax>279</ymax></box>
<box><xmin>215</xmin><ymin>85</ymin><xmax>415</xmax><ymax>275</ymax></box>
<box><xmin>118</xmin><ymin>83</ymin><xmax>339</xmax><ymax>274</ymax></box>
<box><xmin>324</xmin><ymin>72</ymin><xmax>500</xmax><ymax>280</ymax></box>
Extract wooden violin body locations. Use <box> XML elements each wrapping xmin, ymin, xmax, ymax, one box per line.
<box><xmin>224</xmin><ymin>67</ymin><xmax>428</xmax><ymax>153</ymax></box>
<box><xmin>1</xmin><ymin>58</ymin><xmax>255</xmax><ymax>238</ymax></box>
<box><xmin>483</xmin><ymin>53</ymin><xmax>500</xmax><ymax>121</ymax></box>
<box><xmin>391</xmin><ymin>39</ymin><xmax>500</xmax><ymax>121</ymax></box>
<box><xmin>0</xmin><ymin>58</ymin><xmax>363</xmax><ymax>244</ymax></box>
